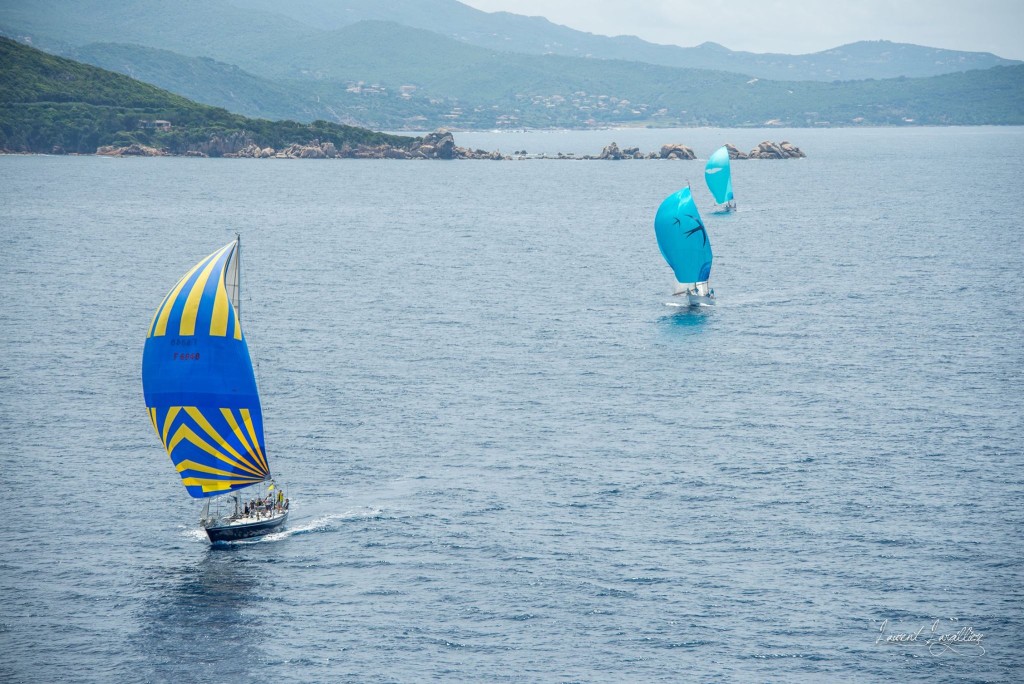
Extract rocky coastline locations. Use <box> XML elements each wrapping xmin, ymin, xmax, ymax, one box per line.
<box><xmin>92</xmin><ymin>130</ymin><xmax>804</xmax><ymax>160</ymax></box>
<box><xmin>573</xmin><ymin>140</ymin><xmax>805</xmax><ymax>160</ymax></box>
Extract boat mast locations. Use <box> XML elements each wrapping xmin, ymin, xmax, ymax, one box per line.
<box><xmin>235</xmin><ymin>232</ymin><xmax>241</xmax><ymax>325</ymax></box>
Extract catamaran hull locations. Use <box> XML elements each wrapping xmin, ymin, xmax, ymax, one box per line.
<box><xmin>205</xmin><ymin>511</ymin><xmax>288</xmax><ymax>542</ymax></box>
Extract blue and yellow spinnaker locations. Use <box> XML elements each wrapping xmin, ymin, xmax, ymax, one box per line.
<box><xmin>142</xmin><ymin>240</ymin><xmax>270</xmax><ymax>498</ymax></box>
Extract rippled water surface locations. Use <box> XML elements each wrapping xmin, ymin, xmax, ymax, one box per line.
<box><xmin>1</xmin><ymin>127</ymin><xmax>1022</xmax><ymax>682</ymax></box>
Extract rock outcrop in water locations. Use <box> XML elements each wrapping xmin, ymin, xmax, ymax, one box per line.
<box><xmin>660</xmin><ymin>143</ymin><xmax>697</xmax><ymax>160</ymax></box>
<box><xmin>422</xmin><ymin>129</ymin><xmax>508</xmax><ymax>160</ymax></box>
<box><xmin>598</xmin><ymin>142</ymin><xmax>624</xmax><ymax>159</ymax></box>
<box><xmin>748</xmin><ymin>140</ymin><xmax>806</xmax><ymax>159</ymax></box>
<box><xmin>725</xmin><ymin>143</ymin><xmax>748</xmax><ymax>160</ymax></box>
<box><xmin>415</xmin><ymin>129</ymin><xmax>456</xmax><ymax>159</ymax></box>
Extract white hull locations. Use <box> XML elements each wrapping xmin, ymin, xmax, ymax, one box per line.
<box><xmin>669</xmin><ymin>280</ymin><xmax>715</xmax><ymax>307</ymax></box>
<box><xmin>664</xmin><ymin>295</ymin><xmax>716</xmax><ymax>308</ymax></box>
<box><xmin>687</xmin><ymin>293</ymin><xmax>716</xmax><ymax>306</ymax></box>
<box><xmin>710</xmin><ymin>199</ymin><xmax>736</xmax><ymax>214</ymax></box>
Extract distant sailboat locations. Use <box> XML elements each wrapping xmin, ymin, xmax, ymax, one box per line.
<box><xmin>142</xmin><ymin>236</ymin><xmax>289</xmax><ymax>542</ymax></box>
<box><xmin>704</xmin><ymin>146</ymin><xmax>736</xmax><ymax>213</ymax></box>
<box><xmin>654</xmin><ymin>185</ymin><xmax>715</xmax><ymax>306</ymax></box>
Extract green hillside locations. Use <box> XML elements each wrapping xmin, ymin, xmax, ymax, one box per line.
<box><xmin>0</xmin><ymin>36</ymin><xmax>413</xmax><ymax>153</ymax></box>
<box><xmin>63</xmin><ymin>41</ymin><xmax>467</xmax><ymax>129</ymax></box>
<box><xmin>67</xmin><ymin>42</ymin><xmax>327</xmax><ymax>122</ymax></box>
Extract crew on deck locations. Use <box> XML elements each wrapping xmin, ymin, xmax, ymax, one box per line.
<box><xmin>241</xmin><ymin>491</ymin><xmax>288</xmax><ymax>519</ymax></box>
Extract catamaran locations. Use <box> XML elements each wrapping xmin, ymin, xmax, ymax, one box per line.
<box><xmin>654</xmin><ymin>185</ymin><xmax>715</xmax><ymax>306</ymax></box>
<box><xmin>142</xmin><ymin>236</ymin><xmax>288</xmax><ymax>542</ymax></box>
<box><xmin>704</xmin><ymin>146</ymin><xmax>736</xmax><ymax>213</ymax></box>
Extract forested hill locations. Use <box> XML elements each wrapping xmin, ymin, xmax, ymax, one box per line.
<box><xmin>0</xmin><ymin>36</ymin><xmax>412</xmax><ymax>154</ymax></box>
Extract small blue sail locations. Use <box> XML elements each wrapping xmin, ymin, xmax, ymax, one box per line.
<box><xmin>704</xmin><ymin>146</ymin><xmax>734</xmax><ymax>205</ymax></box>
<box><xmin>142</xmin><ymin>240</ymin><xmax>270</xmax><ymax>499</ymax></box>
<box><xmin>654</xmin><ymin>186</ymin><xmax>713</xmax><ymax>283</ymax></box>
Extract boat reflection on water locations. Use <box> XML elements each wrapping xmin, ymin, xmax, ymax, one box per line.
<box><xmin>659</xmin><ymin>305</ymin><xmax>714</xmax><ymax>330</ymax></box>
<box><xmin>130</xmin><ymin>551</ymin><xmax>267</xmax><ymax>681</ymax></box>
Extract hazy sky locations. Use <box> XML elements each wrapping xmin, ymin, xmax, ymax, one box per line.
<box><xmin>460</xmin><ymin>0</ymin><xmax>1024</xmax><ymax>60</ymax></box>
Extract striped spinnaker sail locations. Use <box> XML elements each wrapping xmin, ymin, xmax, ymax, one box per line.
<box><xmin>142</xmin><ymin>240</ymin><xmax>270</xmax><ymax>498</ymax></box>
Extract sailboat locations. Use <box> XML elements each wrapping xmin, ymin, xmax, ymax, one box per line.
<box><xmin>704</xmin><ymin>146</ymin><xmax>736</xmax><ymax>213</ymax></box>
<box><xmin>654</xmin><ymin>185</ymin><xmax>715</xmax><ymax>306</ymax></box>
<box><xmin>142</xmin><ymin>236</ymin><xmax>288</xmax><ymax>542</ymax></box>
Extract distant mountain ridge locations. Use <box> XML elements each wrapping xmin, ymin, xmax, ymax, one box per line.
<box><xmin>1</xmin><ymin>0</ymin><xmax>1017</xmax><ymax>82</ymax></box>
<box><xmin>51</xmin><ymin>25</ymin><xmax>1024</xmax><ymax>131</ymax></box>
<box><xmin>1</xmin><ymin>1</ymin><xmax>1022</xmax><ymax>130</ymax></box>
<box><xmin>225</xmin><ymin>0</ymin><xmax>1020</xmax><ymax>81</ymax></box>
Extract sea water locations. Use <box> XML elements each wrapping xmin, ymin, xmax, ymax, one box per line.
<box><xmin>0</xmin><ymin>127</ymin><xmax>1021</xmax><ymax>682</ymax></box>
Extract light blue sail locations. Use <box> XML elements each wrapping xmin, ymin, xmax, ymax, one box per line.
<box><xmin>654</xmin><ymin>186</ymin><xmax>713</xmax><ymax>284</ymax></box>
<box><xmin>142</xmin><ymin>240</ymin><xmax>271</xmax><ymax>499</ymax></box>
<box><xmin>704</xmin><ymin>146</ymin><xmax>734</xmax><ymax>206</ymax></box>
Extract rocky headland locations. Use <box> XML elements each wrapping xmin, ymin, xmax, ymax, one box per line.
<box><xmin>91</xmin><ymin>130</ymin><xmax>804</xmax><ymax>160</ymax></box>
<box><xmin>95</xmin><ymin>130</ymin><xmax>505</xmax><ymax>160</ymax></box>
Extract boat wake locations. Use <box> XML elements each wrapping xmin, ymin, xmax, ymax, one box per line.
<box><xmin>234</xmin><ymin>507</ymin><xmax>383</xmax><ymax>544</ymax></box>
